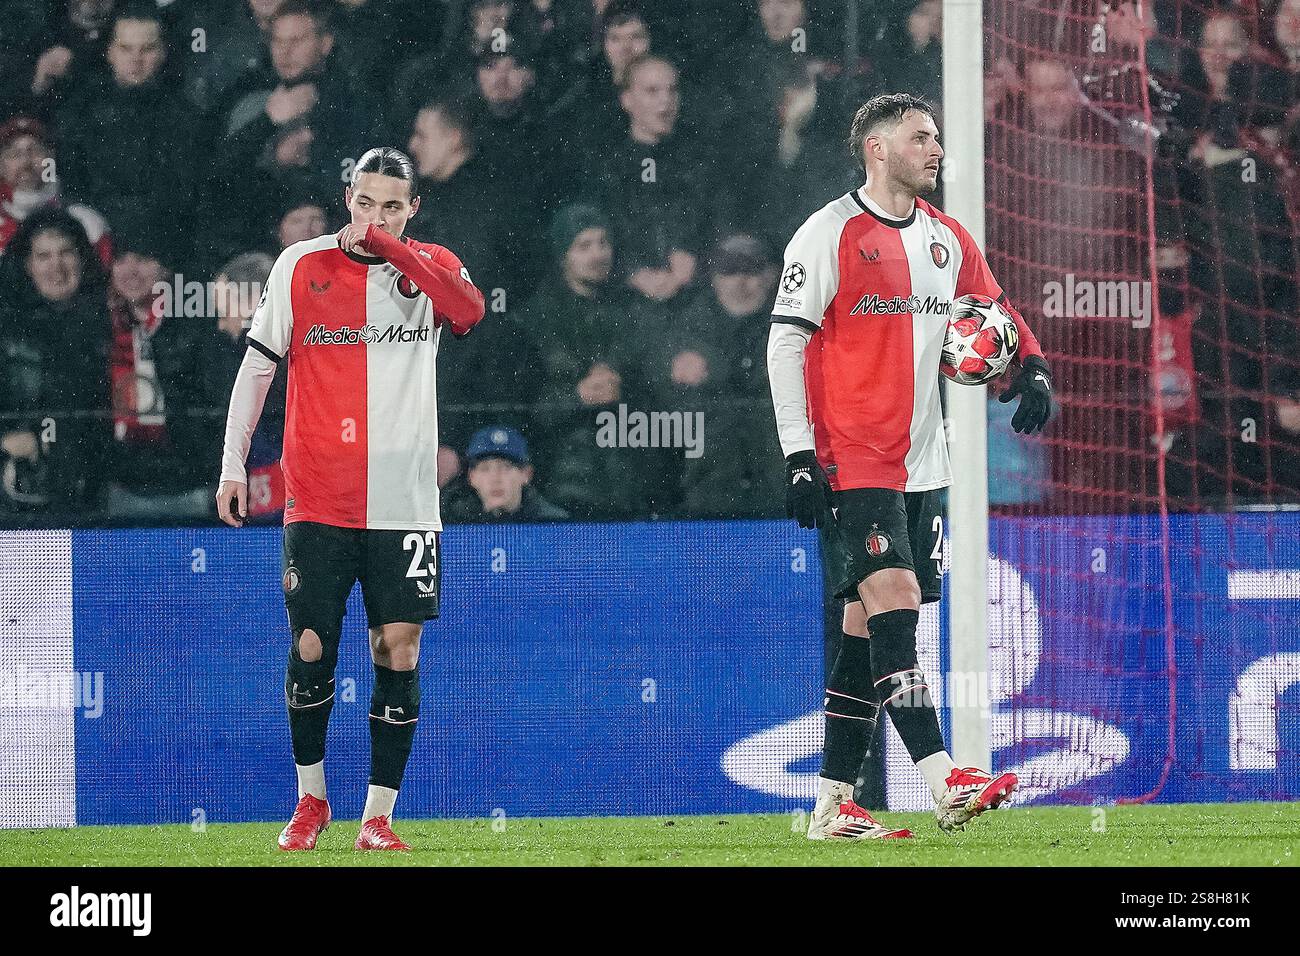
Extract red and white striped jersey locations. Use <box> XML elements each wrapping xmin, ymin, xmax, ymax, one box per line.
<box><xmin>771</xmin><ymin>186</ymin><xmax>1040</xmax><ymax>493</ymax></box>
<box><xmin>245</xmin><ymin>229</ymin><xmax>483</xmax><ymax>530</ymax></box>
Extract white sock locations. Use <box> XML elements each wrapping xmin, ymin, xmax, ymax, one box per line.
<box><xmin>362</xmin><ymin>784</ymin><xmax>398</xmax><ymax>821</ymax></box>
<box><xmin>816</xmin><ymin>776</ymin><xmax>854</xmax><ymax>809</ymax></box>
<box><xmin>917</xmin><ymin>751</ymin><xmax>957</xmax><ymax>802</ymax></box>
<box><xmin>296</xmin><ymin>761</ymin><xmax>326</xmax><ymax>800</ymax></box>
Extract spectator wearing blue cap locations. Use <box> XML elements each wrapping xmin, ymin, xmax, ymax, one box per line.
<box><xmin>446</xmin><ymin>425</ymin><xmax>569</xmax><ymax>523</ymax></box>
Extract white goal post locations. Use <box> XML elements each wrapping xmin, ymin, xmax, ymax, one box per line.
<box><xmin>941</xmin><ymin>0</ymin><xmax>992</xmax><ymax>770</ymax></box>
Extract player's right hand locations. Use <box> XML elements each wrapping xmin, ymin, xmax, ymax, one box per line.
<box><xmin>216</xmin><ymin>480</ymin><xmax>248</xmax><ymax>527</ymax></box>
<box><xmin>785</xmin><ymin>450</ymin><xmax>833</xmax><ymax>529</ymax></box>
<box><xmin>337</xmin><ymin>222</ymin><xmax>369</xmax><ymax>255</ymax></box>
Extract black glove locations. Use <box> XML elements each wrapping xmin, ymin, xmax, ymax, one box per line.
<box><xmin>998</xmin><ymin>354</ymin><xmax>1053</xmax><ymax>434</ymax></box>
<box><xmin>785</xmin><ymin>450</ymin><xmax>833</xmax><ymax>529</ymax></box>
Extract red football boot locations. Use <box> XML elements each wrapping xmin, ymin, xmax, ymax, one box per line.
<box><xmin>355</xmin><ymin>815</ymin><xmax>411</xmax><ymax>851</ymax></box>
<box><xmin>278</xmin><ymin>794</ymin><xmax>331</xmax><ymax>851</ymax></box>
<box><xmin>808</xmin><ymin>799</ymin><xmax>913</xmax><ymax>840</ymax></box>
<box><xmin>936</xmin><ymin>767</ymin><xmax>1018</xmax><ymax>832</ymax></box>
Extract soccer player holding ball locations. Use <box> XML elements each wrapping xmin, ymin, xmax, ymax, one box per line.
<box><xmin>767</xmin><ymin>94</ymin><xmax>1053</xmax><ymax>839</ymax></box>
<box><xmin>216</xmin><ymin>148</ymin><xmax>485</xmax><ymax>851</ymax></box>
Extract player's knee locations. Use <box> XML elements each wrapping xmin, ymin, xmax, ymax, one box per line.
<box><xmin>841</xmin><ymin>600</ymin><xmax>869</xmax><ymax>638</ymax></box>
<box><xmin>857</xmin><ymin>568</ymin><xmax>921</xmax><ymax>617</ymax></box>
<box><xmin>371</xmin><ymin>622</ymin><xmax>421</xmax><ymax>670</ymax></box>
<box><xmin>291</xmin><ymin>625</ymin><xmax>340</xmax><ymax>671</ymax></box>
<box><xmin>383</xmin><ymin>637</ymin><xmax>420</xmax><ymax>671</ymax></box>
<box><xmin>297</xmin><ymin>628</ymin><xmax>323</xmax><ymax>663</ymax></box>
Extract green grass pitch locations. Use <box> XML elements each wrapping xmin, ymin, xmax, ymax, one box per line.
<box><xmin>2</xmin><ymin>803</ymin><xmax>1296</xmax><ymax>866</ymax></box>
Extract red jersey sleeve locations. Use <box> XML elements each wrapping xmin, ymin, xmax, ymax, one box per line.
<box><xmin>362</xmin><ymin>226</ymin><xmax>486</xmax><ymax>335</ymax></box>
<box><xmin>949</xmin><ymin>216</ymin><xmax>1044</xmax><ymax>363</ymax></box>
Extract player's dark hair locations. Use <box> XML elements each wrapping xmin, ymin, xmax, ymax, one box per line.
<box><xmin>848</xmin><ymin>93</ymin><xmax>935</xmax><ymax>174</ymax></box>
<box><xmin>351</xmin><ymin>147</ymin><xmax>418</xmax><ymax>199</ymax></box>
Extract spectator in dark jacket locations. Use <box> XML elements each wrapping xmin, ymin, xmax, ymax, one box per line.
<box><xmin>881</xmin><ymin>0</ymin><xmax>943</xmax><ymax>109</ymax></box>
<box><xmin>171</xmin><ymin>0</ymin><xmax>277</xmax><ymax>115</ymax></box>
<box><xmin>16</xmin><ymin>0</ymin><xmax>117</xmax><ymax>119</ymax></box>
<box><xmin>53</xmin><ymin>3</ymin><xmax>199</xmax><ymax>270</ymax></box>
<box><xmin>213</xmin><ymin>0</ymin><xmax>387</xmax><ymax>237</ymax></box>
<box><xmin>389</xmin><ymin>0</ymin><xmax>537</xmax><ymax>131</ymax></box>
<box><xmin>525</xmin><ymin>204</ymin><xmax>650</xmax><ymax>438</ymax></box>
<box><xmin>446</xmin><ymin>425</ymin><xmax>569</xmax><ymax>522</ymax></box>
<box><xmin>647</xmin><ymin>233</ymin><xmax>777</xmax><ymax>406</ymax></box>
<box><xmin>0</xmin><ymin>0</ymin><xmax>53</xmax><ymax>117</ymax></box>
<box><xmin>546</xmin><ymin>0</ymin><xmax>653</xmax><ymax>157</ymax></box>
<box><xmin>405</xmin><ymin>97</ymin><xmax>535</xmax><ymax>449</ymax></box>
<box><xmin>273</xmin><ymin>191</ymin><xmax>328</xmax><ymax>252</ymax></box>
<box><xmin>653</xmin><ymin>233</ymin><xmax>785</xmax><ymax>518</ymax></box>
<box><xmin>406</xmin><ymin>97</ymin><xmax>510</xmax><ymax>300</ymax></box>
<box><xmin>0</xmin><ymin>208</ymin><xmax>111</xmax><ymax>522</ymax></box>
<box><xmin>469</xmin><ymin>35</ymin><xmax>555</xmax><ymax>284</ymax></box>
<box><xmin>581</xmin><ymin>54</ymin><xmax>723</xmax><ymax>306</ymax></box>
<box><xmin>1177</xmin><ymin>139</ymin><xmax>1299</xmax><ymax>502</ymax></box>
<box><xmin>523</xmin><ymin>203</ymin><xmax>665</xmax><ymax>518</ymax></box>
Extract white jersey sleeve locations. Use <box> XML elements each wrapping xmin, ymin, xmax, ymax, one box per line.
<box><xmin>246</xmin><ymin>247</ymin><xmax>296</xmax><ymax>362</ymax></box>
<box><xmin>767</xmin><ymin>323</ymin><xmax>815</xmax><ymax>457</ymax></box>
<box><xmin>771</xmin><ymin>207</ymin><xmax>841</xmax><ymax>330</ymax></box>
<box><xmin>219</xmin><ymin>348</ymin><xmax>277</xmax><ymax>484</ymax></box>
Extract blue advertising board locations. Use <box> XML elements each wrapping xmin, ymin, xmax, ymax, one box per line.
<box><xmin>60</xmin><ymin>515</ymin><xmax>1299</xmax><ymax>825</ymax></box>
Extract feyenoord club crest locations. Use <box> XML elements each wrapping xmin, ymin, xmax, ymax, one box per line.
<box><xmin>866</xmin><ymin>528</ymin><xmax>891</xmax><ymax>556</ymax></box>
<box><xmin>930</xmin><ymin>241</ymin><xmax>949</xmax><ymax>268</ymax></box>
<box><xmin>397</xmin><ymin>274</ymin><xmax>420</xmax><ymax>298</ymax></box>
<box><xmin>283</xmin><ymin>566</ymin><xmax>302</xmax><ymax>595</ymax></box>
<box><xmin>781</xmin><ymin>262</ymin><xmax>806</xmax><ymax>293</ymax></box>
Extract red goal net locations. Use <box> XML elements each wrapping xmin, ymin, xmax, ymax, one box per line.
<box><xmin>926</xmin><ymin>0</ymin><xmax>1300</xmax><ymax>808</ymax></box>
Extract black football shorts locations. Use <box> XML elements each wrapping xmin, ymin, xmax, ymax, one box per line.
<box><xmin>281</xmin><ymin>521</ymin><xmax>441</xmax><ymax>634</ymax></box>
<box><xmin>821</xmin><ymin>488</ymin><xmax>944</xmax><ymax>603</ymax></box>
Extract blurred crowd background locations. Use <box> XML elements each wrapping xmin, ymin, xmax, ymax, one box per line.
<box><xmin>0</xmin><ymin>0</ymin><xmax>1297</xmax><ymax>528</ymax></box>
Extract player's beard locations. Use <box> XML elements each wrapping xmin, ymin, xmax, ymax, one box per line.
<box><xmin>887</xmin><ymin>153</ymin><xmax>938</xmax><ymax>197</ymax></box>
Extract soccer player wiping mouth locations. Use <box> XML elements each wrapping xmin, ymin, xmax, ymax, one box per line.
<box><xmin>217</xmin><ymin>147</ymin><xmax>484</xmax><ymax>852</ymax></box>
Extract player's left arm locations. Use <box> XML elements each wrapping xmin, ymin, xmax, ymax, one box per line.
<box><xmin>952</xmin><ymin>222</ymin><xmax>1053</xmax><ymax>435</ymax></box>
<box><xmin>361</xmin><ymin>225</ymin><xmax>486</xmax><ymax>335</ymax></box>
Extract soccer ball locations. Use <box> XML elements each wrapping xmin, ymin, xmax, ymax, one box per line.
<box><xmin>940</xmin><ymin>294</ymin><xmax>1020</xmax><ymax>385</ymax></box>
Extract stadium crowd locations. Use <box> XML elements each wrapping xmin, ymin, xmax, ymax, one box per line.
<box><xmin>0</xmin><ymin>0</ymin><xmax>1297</xmax><ymax>527</ymax></box>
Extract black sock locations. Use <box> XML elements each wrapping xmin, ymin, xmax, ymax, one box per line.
<box><xmin>869</xmin><ymin>608</ymin><xmax>944</xmax><ymax>762</ymax></box>
<box><xmin>853</xmin><ymin>709</ymin><xmax>888</xmax><ymax>809</ymax></box>
<box><xmin>369</xmin><ymin>665</ymin><xmax>421</xmax><ymax>791</ymax></box>
<box><xmin>821</xmin><ymin>631</ymin><xmax>880</xmax><ymax>785</ymax></box>
<box><xmin>285</xmin><ymin>650</ymin><xmax>335</xmax><ymax>766</ymax></box>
